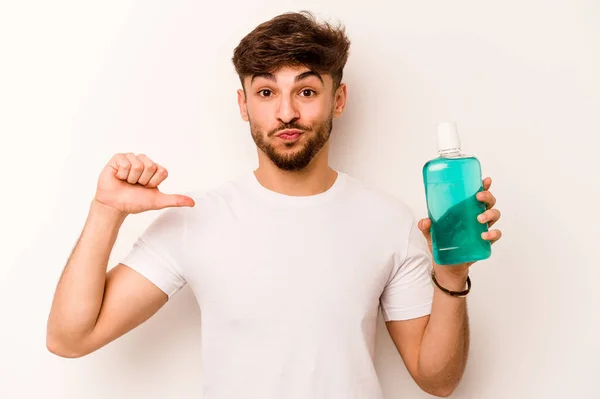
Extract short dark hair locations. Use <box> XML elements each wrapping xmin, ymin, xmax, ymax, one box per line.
<box><xmin>232</xmin><ymin>11</ymin><xmax>351</xmax><ymax>90</ymax></box>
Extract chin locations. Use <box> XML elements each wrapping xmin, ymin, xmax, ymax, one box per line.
<box><xmin>280</xmin><ymin>142</ymin><xmax>310</xmax><ymax>155</ymax></box>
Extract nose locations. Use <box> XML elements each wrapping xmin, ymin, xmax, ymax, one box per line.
<box><xmin>276</xmin><ymin>95</ymin><xmax>300</xmax><ymax>124</ymax></box>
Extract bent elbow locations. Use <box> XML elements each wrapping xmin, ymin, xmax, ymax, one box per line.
<box><xmin>46</xmin><ymin>333</ymin><xmax>86</xmax><ymax>359</ymax></box>
<box><xmin>423</xmin><ymin>383</ymin><xmax>458</xmax><ymax>398</ymax></box>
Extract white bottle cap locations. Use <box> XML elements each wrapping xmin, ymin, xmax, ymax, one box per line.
<box><xmin>437</xmin><ymin>121</ymin><xmax>461</xmax><ymax>153</ymax></box>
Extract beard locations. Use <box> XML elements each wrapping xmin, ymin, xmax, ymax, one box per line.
<box><xmin>249</xmin><ymin>114</ymin><xmax>333</xmax><ymax>172</ymax></box>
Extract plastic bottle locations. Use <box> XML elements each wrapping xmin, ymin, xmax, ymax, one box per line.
<box><xmin>422</xmin><ymin>122</ymin><xmax>491</xmax><ymax>265</ymax></box>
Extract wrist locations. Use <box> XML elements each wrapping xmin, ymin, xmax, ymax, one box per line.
<box><xmin>90</xmin><ymin>199</ymin><xmax>128</xmax><ymax>225</ymax></box>
<box><xmin>432</xmin><ymin>266</ymin><xmax>469</xmax><ymax>292</ymax></box>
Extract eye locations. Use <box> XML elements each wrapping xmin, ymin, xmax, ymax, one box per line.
<box><xmin>258</xmin><ymin>89</ymin><xmax>273</xmax><ymax>97</ymax></box>
<box><xmin>300</xmin><ymin>89</ymin><xmax>316</xmax><ymax>97</ymax></box>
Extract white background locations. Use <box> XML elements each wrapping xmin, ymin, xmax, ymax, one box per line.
<box><xmin>1</xmin><ymin>1</ymin><xmax>598</xmax><ymax>398</ymax></box>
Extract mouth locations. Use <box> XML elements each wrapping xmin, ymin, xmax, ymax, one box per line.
<box><xmin>275</xmin><ymin>129</ymin><xmax>303</xmax><ymax>141</ymax></box>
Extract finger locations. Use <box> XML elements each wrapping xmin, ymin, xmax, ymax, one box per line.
<box><xmin>417</xmin><ymin>218</ymin><xmax>432</xmax><ymax>244</ymax></box>
<box><xmin>481</xmin><ymin>229</ymin><xmax>502</xmax><ymax>244</ymax></box>
<box><xmin>477</xmin><ymin>209</ymin><xmax>501</xmax><ymax>227</ymax></box>
<box><xmin>136</xmin><ymin>154</ymin><xmax>158</xmax><ymax>186</ymax></box>
<box><xmin>482</xmin><ymin>177</ymin><xmax>492</xmax><ymax>191</ymax></box>
<box><xmin>153</xmin><ymin>193</ymin><xmax>195</xmax><ymax>210</ymax></box>
<box><xmin>418</xmin><ymin>218</ymin><xmax>431</xmax><ymax>233</ymax></box>
<box><xmin>110</xmin><ymin>153</ymin><xmax>131</xmax><ymax>180</ymax></box>
<box><xmin>146</xmin><ymin>164</ymin><xmax>168</xmax><ymax>188</ymax></box>
<box><xmin>476</xmin><ymin>190</ymin><xmax>497</xmax><ymax>210</ymax></box>
<box><xmin>125</xmin><ymin>153</ymin><xmax>144</xmax><ymax>184</ymax></box>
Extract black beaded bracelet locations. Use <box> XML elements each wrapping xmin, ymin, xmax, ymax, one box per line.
<box><xmin>431</xmin><ymin>271</ymin><xmax>471</xmax><ymax>297</ymax></box>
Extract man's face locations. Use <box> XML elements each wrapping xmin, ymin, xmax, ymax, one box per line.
<box><xmin>237</xmin><ymin>66</ymin><xmax>346</xmax><ymax>171</ymax></box>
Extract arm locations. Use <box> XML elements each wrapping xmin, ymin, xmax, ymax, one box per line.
<box><xmin>46</xmin><ymin>200</ymin><xmax>168</xmax><ymax>358</ymax></box>
<box><xmin>385</xmin><ymin>269</ymin><xmax>469</xmax><ymax>397</ymax></box>
<box><xmin>46</xmin><ymin>152</ymin><xmax>195</xmax><ymax>358</ymax></box>
<box><xmin>386</xmin><ymin>177</ymin><xmax>502</xmax><ymax>397</ymax></box>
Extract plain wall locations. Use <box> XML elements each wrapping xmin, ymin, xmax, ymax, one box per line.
<box><xmin>1</xmin><ymin>1</ymin><xmax>598</xmax><ymax>398</ymax></box>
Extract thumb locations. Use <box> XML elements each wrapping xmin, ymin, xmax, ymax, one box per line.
<box><xmin>153</xmin><ymin>193</ymin><xmax>195</xmax><ymax>210</ymax></box>
<box><xmin>418</xmin><ymin>218</ymin><xmax>432</xmax><ymax>241</ymax></box>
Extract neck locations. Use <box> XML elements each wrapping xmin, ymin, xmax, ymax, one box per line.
<box><xmin>439</xmin><ymin>148</ymin><xmax>462</xmax><ymax>157</ymax></box>
<box><xmin>254</xmin><ymin>143</ymin><xmax>338</xmax><ymax>196</ymax></box>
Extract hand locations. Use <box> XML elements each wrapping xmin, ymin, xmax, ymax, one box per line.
<box><xmin>94</xmin><ymin>153</ymin><xmax>195</xmax><ymax>216</ymax></box>
<box><xmin>417</xmin><ymin>177</ymin><xmax>502</xmax><ymax>285</ymax></box>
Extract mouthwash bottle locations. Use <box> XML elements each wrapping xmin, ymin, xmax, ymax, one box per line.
<box><xmin>422</xmin><ymin>122</ymin><xmax>491</xmax><ymax>265</ymax></box>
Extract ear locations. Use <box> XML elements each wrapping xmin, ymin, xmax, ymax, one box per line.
<box><xmin>237</xmin><ymin>89</ymin><xmax>249</xmax><ymax>122</ymax></box>
<box><xmin>333</xmin><ymin>83</ymin><xmax>347</xmax><ymax>119</ymax></box>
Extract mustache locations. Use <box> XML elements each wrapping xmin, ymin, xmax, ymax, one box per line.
<box><xmin>267</xmin><ymin>122</ymin><xmax>313</xmax><ymax>137</ymax></box>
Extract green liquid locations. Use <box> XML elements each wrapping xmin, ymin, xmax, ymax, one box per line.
<box><xmin>423</xmin><ymin>155</ymin><xmax>491</xmax><ymax>265</ymax></box>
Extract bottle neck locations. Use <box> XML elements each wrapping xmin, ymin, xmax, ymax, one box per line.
<box><xmin>438</xmin><ymin>148</ymin><xmax>462</xmax><ymax>157</ymax></box>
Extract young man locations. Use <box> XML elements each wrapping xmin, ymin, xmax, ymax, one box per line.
<box><xmin>47</xmin><ymin>11</ymin><xmax>502</xmax><ymax>398</ymax></box>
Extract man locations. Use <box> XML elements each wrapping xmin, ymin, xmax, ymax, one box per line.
<box><xmin>46</xmin><ymin>11</ymin><xmax>502</xmax><ymax>398</ymax></box>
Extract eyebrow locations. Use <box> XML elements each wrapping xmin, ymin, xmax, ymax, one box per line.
<box><xmin>250</xmin><ymin>70</ymin><xmax>324</xmax><ymax>85</ymax></box>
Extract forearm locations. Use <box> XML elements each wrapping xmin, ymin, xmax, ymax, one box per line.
<box><xmin>417</xmin><ymin>267</ymin><xmax>470</xmax><ymax>394</ymax></box>
<box><xmin>47</xmin><ymin>200</ymin><xmax>126</xmax><ymax>348</ymax></box>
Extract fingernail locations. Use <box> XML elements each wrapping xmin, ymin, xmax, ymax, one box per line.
<box><xmin>481</xmin><ymin>232</ymin><xmax>488</xmax><ymax>239</ymax></box>
<box><xmin>478</xmin><ymin>214</ymin><xmax>485</xmax><ymax>222</ymax></box>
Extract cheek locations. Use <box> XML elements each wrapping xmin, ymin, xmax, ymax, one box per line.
<box><xmin>305</xmin><ymin>99</ymin><xmax>334</xmax><ymax>119</ymax></box>
<box><xmin>247</xmin><ymin>101</ymin><xmax>273</xmax><ymax>122</ymax></box>
<box><xmin>247</xmin><ymin>105</ymin><xmax>278</xmax><ymax>133</ymax></box>
<box><xmin>303</xmin><ymin>109</ymin><xmax>330</xmax><ymax>127</ymax></box>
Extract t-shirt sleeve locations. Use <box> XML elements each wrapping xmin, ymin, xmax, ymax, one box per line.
<box><xmin>380</xmin><ymin>218</ymin><xmax>434</xmax><ymax>321</ymax></box>
<box><xmin>120</xmin><ymin>207</ymin><xmax>189</xmax><ymax>299</ymax></box>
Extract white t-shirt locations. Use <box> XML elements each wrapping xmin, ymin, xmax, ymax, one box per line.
<box><xmin>121</xmin><ymin>170</ymin><xmax>434</xmax><ymax>399</ymax></box>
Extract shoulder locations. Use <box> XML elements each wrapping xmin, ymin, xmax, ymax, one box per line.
<box><xmin>341</xmin><ymin>173</ymin><xmax>416</xmax><ymax>224</ymax></box>
<box><xmin>339</xmin><ymin>173</ymin><xmax>423</xmax><ymax>258</ymax></box>
<box><xmin>187</xmin><ymin>172</ymin><xmax>254</xmax><ymax>207</ymax></box>
<box><xmin>136</xmin><ymin>173</ymin><xmax>254</xmax><ymax>244</ymax></box>
<box><xmin>169</xmin><ymin>172</ymin><xmax>255</xmax><ymax>224</ymax></box>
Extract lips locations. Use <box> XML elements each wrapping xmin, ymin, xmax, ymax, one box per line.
<box><xmin>275</xmin><ymin>129</ymin><xmax>303</xmax><ymax>140</ymax></box>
